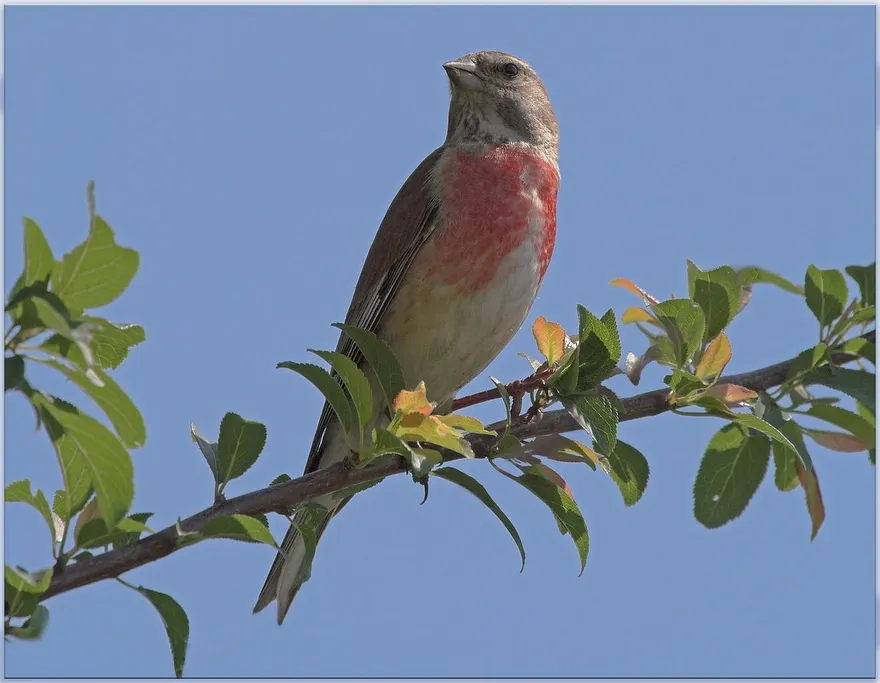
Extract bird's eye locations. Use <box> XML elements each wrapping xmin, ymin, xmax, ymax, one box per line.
<box><xmin>501</xmin><ymin>62</ymin><xmax>519</xmax><ymax>78</ymax></box>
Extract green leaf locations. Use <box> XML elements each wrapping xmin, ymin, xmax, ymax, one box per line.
<box><xmin>666</xmin><ymin>369</ymin><xmax>706</xmax><ymax>398</ymax></box>
<box><xmin>762</xmin><ymin>405</ymin><xmax>808</xmax><ymax>492</ymax></box>
<box><xmin>36</xmin><ymin>395</ymin><xmax>133</xmax><ymax>529</ymax></box>
<box><xmin>5</xmin><ymin>480</ymin><xmax>56</xmax><ymax>549</ymax></box>
<box><xmin>737</xmin><ymin>266</ymin><xmax>804</xmax><ymax>295</ymax></box>
<box><xmin>5</xmin><ymin>565</ymin><xmax>53</xmax><ymax>618</ymax></box>
<box><xmin>269</xmin><ymin>473</ymin><xmax>292</xmax><ymax>486</ymax></box>
<box><xmin>806</xmin><ymin>404</ymin><xmax>875</xmax><ymax>445</ymax></box>
<box><xmin>132</xmin><ymin>586</ymin><xmax>189</xmax><ymax>678</ymax></box>
<box><xmin>787</xmin><ymin>343</ymin><xmax>830</xmax><ymax>381</ymax></box>
<box><xmin>560</xmin><ymin>394</ymin><xmax>618</xmax><ymax>456</ymax></box>
<box><xmin>51</xmin><ymin>215</ymin><xmax>139</xmax><ymax>311</ymax></box>
<box><xmin>216</xmin><ymin>413</ymin><xmax>267</xmax><ymax>486</ymax></box>
<box><xmin>113</xmin><ymin>512</ymin><xmax>155</xmax><ymax>549</ymax></box>
<box><xmin>334</xmin><ymin>323</ymin><xmax>405</xmax><ymax>413</ymax></box>
<box><xmin>732</xmin><ymin>413</ymin><xmax>807</xmax><ymax>471</ymax></box>
<box><xmin>693</xmin><ymin>424</ymin><xmax>770</xmax><ymax>528</ymax></box>
<box><xmin>39</xmin><ymin>358</ymin><xmax>145</xmax><ymax>448</ymax></box>
<box><xmin>804</xmin><ymin>265</ymin><xmax>848</xmax><ymax>328</ymax></box>
<box><xmin>7</xmin><ymin>605</ymin><xmax>50</xmax><ymax>640</ymax></box>
<box><xmin>278</xmin><ymin>361</ymin><xmax>353</xmax><ymax>441</ymax></box>
<box><xmin>839</xmin><ymin>337</ymin><xmax>875</xmax><ymax>365</ymax></box>
<box><xmin>607</xmin><ymin>441</ymin><xmax>650</xmax><ymax>506</ymax></box>
<box><xmin>501</xmin><ymin>470</ymin><xmax>589</xmax><ymax>575</ymax></box>
<box><xmin>309</xmin><ymin>349</ymin><xmax>373</xmax><ymax>441</ymax></box>
<box><xmin>845</xmin><ymin>263</ymin><xmax>875</xmax><ymax>307</ymax></box>
<box><xmin>5</xmin><ymin>355</ymin><xmax>25</xmax><ymax>392</ymax></box>
<box><xmin>43</xmin><ymin>318</ymin><xmax>146</xmax><ymax>371</ymax></box>
<box><xmin>199</xmin><ymin>514</ymin><xmax>279</xmax><ymax>548</ymax></box>
<box><xmin>489</xmin><ymin>376</ymin><xmax>513</xmax><ymax>435</ymax></box>
<box><xmin>189</xmin><ymin>423</ymin><xmax>220</xmax><ymax>484</ymax></box>
<box><xmin>76</xmin><ymin>515</ymin><xmax>155</xmax><ymax>549</ymax></box>
<box><xmin>686</xmin><ymin>261</ymin><xmax>741</xmax><ymax>340</ymax></box>
<box><xmin>433</xmin><ymin>467</ymin><xmax>526</xmax><ymax>571</ymax></box>
<box><xmin>569</xmin><ymin>305</ymin><xmax>620</xmax><ymax>389</ymax></box>
<box><xmin>651</xmin><ymin>299</ymin><xmax>706</xmax><ymax>366</ymax></box>
<box><xmin>803</xmin><ymin>366</ymin><xmax>875</xmax><ymax>413</ymax></box>
<box><xmin>11</xmin><ymin>291</ymin><xmax>96</xmax><ymax>367</ymax></box>
<box><xmin>23</xmin><ymin>218</ymin><xmax>54</xmax><ymax>286</ymax></box>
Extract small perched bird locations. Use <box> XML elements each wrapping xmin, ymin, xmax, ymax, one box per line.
<box><xmin>254</xmin><ymin>50</ymin><xmax>560</xmax><ymax>624</ymax></box>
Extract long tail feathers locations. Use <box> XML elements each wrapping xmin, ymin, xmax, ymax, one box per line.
<box><xmin>253</xmin><ymin>500</ymin><xmax>344</xmax><ymax>624</ymax></box>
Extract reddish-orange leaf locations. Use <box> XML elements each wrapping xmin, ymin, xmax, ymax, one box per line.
<box><xmin>795</xmin><ymin>459</ymin><xmax>825</xmax><ymax>541</ymax></box>
<box><xmin>392</xmin><ymin>381</ymin><xmax>435</xmax><ymax>415</ymax></box>
<box><xmin>695</xmin><ymin>332</ymin><xmax>732</xmax><ymax>380</ymax></box>
<box><xmin>532</xmin><ymin>316</ymin><xmax>566</xmax><ymax>365</ymax></box>
<box><xmin>804</xmin><ymin>429</ymin><xmax>871</xmax><ymax>453</ymax></box>
<box><xmin>703</xmin><ymin>383</ymin><xmax>758</xmax><ymax>405</ymax></box>
<box><xmin>609</xmin><ymin>278</ymin><xmax>660</xmax><ymax>305</ymax></box>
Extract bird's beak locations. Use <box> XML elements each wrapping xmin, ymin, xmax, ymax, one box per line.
<box><xmin>443</xmin><ymin>59</ymin><xmax>482</xmax><ymax>91</ymax></box>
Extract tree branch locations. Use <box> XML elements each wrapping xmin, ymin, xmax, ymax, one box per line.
<box><xmin>40</xmin><ymin>330</ymin><xmax>874</xmax><ymax>603</ymax></box>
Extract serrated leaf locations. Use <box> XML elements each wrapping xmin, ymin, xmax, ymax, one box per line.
<box><xmin>51</xmin><ymin>215</ymin><xmax>139</xmax><ymax>311</ymax></box>
<box><xmin>695</xmin><ymin>332</ymin><xmax>731</xmax><ymax>380</ymax></box>
<box><xmin>607</xmin><ymin>441</ymin><xmax>650</xmax><ymax>506</ymax></box>
<box><xmin>693</xmin><ymin>424</ymin><xmax>770</xmax><ymax>528</ymax></box>
<box><xmin>132</xmin><ymin>586</ymin><xmax>190</xmax><ymax>678</ymax></box>
<box><xmin>189</xmin><ymin>423</ymin><xmax>220</xmax><ymax>484</ymax></box>
<box><xmin>216</xmin><ymin>413</ymin><xmax>267</xmax><ymax>485</ymax></box>
<box><xmin>200</xmin><ymin>514</ymin><xmax>279</xmax><ymax>547</ymax></box>
<box><xmin>7</xmin><ymin>604</ymin><xmax>50</xmax><ymax>640</ymax></box>
<box><xmin>764</xmin><ymin>409</ymin><xmax>808</xmax><ymax>492</ymax></box>
<box><xmin>517</xmin><ymin>352</ymin><xmax>543</xmax><ymax>371</ymax></box>
<box><xmin>113</xmin><ymin>512</ymin><xmax>155</xmax><ymax>549</ymax></box>
<box><xmin>278</xmin><ymin>361</ymin><xmax>353</xmax><ymax>441</ymax></box>
<box><xmin>22</xmin><ymin>218</ymin><xmax>55</xmax><ymax>286</ymax></box>
<box><xmin>737</xmin><ymin>266</ymin><xmax>804</xmax><ymax>295</ymax></box>
<box><xmin>686</xmin><ymin>261</ymin><xmax>741</xmax><ymax>341</ymax></box>
<box><xmin>500</xmin><ymin>470</ymin><xmax>589</xmax><ymax>575</ymax></box>
<box><xmin>334</xmin><ymin>323</ymin><xmax>405</xmax><ymax>413</ymax></box>
<box><xmin>532</xmin><ymin>316</ymin><xmax>566</xmax><ymax>365</ymax></box>
<box><xmin>561</xmin><ymin>394</ymin><xmax>618</xmax><ymax>456</ymax></box>
<box><xmin>41</xmin><ymin>318</ymin><xmax>145</xmax><ymax>371</ymax></box>
<box><xmin>36</xmin><ymin>396</ymin><xmax>131</xmax><ymax>529</ymax></box>
<box><xmin>845</xmin><ymin>263</ymin><xmax>875</xmax><ymax>307</ymax></box>
<box><xmin>309</xmin><ymin>349</ymin><xmax>373</xmax><ymax>441</ymax></box>
<box><xmin>666</xmin><ymin>369</ymin><xmax>706</xmax><ymax>399</ymax></box>
<box><xmin>796</xmin><ymin>459</ymin><xmax>825</xmax><ymax>540</ymax></box>
<box><xmin>651</xmin><ymin>299</ymin><xmax>705</xmax><ymax>366</ymax></box>
<box><xmin>805</xmin><ymin>265</ymin><xmax>848</xmax><ymax>327</ymax></box>
<box><xmin>5</xmin><ymin>355</ymin><xmax>26</xmax><ymax>392</ymax></box>
<box><xmin>5</xmin><ymin>480</ymin><xmax>56</xmax><ymax>549</ymax></box>
<box><xmin>803</xmin><ymin>366</ymin><xmax>875</xmax><ymax>413</ymax></box>
<box><xmin>269</xmin><ymin>473</ymin><xmax>292</xmax><ymax>486</ymax></box>
<box><xmin>40</xmin><ymin>359</ymin><xmax>145</xmax><ymax>448</ymax></box>
<box><xmin>12</xmin><ymin>291</ymin><xmax>96</xmax><ymax>367</ymax></box>
<box><xmin>392</xmin><ymin>381</ymin><xmax>435</xmax><ymax>415</ymax></box>
<box><xmin>76</xmin><ymin>514</ymin><xmax>155</xmax><ymax>550</ymax></box>
<box><xmin>432</xmin><ymin>466</ymin><xmax>526</xmax><ymax>571</ymax></box>
<box><xmin>560</xmin><ymin>305</ymin><xmax>620</xmax><ymax>390</ymax></box>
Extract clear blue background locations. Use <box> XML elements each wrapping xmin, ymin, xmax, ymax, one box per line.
<box><xmin>4</xmin><ymin>5</ymin><xmax>876</xmax><ymax>678</ymax></box>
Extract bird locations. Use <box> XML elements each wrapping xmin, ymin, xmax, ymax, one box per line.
<box><xmin>254</xmin><ymin>50</ymin><xmax>560</xmax><ymax>624</ymax></box>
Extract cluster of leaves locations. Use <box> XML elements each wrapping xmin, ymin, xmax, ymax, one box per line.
<box><xmin>613</xmin><ymin>260</ymin><xmax>875</xmax><ymax>537</ymax></box>
<box><xmin>3</xmin><ymin>186</ymin><xmax>274</xmax><ymax>677</ymax></box>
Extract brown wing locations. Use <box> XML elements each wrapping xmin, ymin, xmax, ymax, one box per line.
<box><xmin>302</xmin><ymin>146</ymin><xmax>445</xmax><ymax>474</ymax></box>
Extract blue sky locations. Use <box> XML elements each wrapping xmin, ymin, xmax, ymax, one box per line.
<box><xmin>4</xmin><ymin>5</ymin><xmax>875</xmax><ymax>678</ymax></box>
